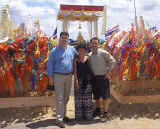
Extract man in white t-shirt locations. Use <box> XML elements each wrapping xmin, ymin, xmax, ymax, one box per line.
<box><xmin>89</xmin><ymin>37</ymin><xmax>116</xmax><ymax>122</ymax></box>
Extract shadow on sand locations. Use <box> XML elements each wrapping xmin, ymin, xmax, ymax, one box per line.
<box><xmin>26</xmin><ymin>119</ymin><xmax>57</xmax><ymax>129</ymax></box>
<box><xmin>0</xmin><ymin>106</ymin><xmax>56</xmax><ymax>128</ymax></box>
<box><xmin>109</xmin><ymin>97</ymin><xmax>160</xmax><ymax>120</ymax></box>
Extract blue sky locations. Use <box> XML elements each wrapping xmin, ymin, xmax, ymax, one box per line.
<box><xmin>2</xmin><ymin>0</ymin><xmax>160</xmax><ymax>40</ymax></box>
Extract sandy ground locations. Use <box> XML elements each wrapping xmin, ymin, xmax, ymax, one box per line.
<box><xmin>1</xmin><ymin>96</ymin><xmax>160</xmax><ymax>129</ymax></box>
<box><xmin>1</xmin><ymin>82</ymin><xmax>160</xmax><ymax>129</ymax></box>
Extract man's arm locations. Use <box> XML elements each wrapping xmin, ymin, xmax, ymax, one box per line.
<box><xmin>73</xmin><ymin>58</ymin><xmax>79</xmax><ymax>88</ymax></box>
<box><xmin>47</xmin><ymin>49</ymin><xmax>55</xmax><ymax>85</ymax></box>
<box><xmin>103</xmin><ymin>50</ymin><xmax>116</xmax><ymax>78</ymax></box>
<box><xmin>72</xmin><ymin>46</ymin><xmax>78</xmax><ymax>58</ymax></box>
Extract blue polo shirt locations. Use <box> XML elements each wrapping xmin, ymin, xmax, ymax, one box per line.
<box><xmin>47</xmin><ymin>45</ymin><xmax>77</xmax><ymax>77</ymax></box>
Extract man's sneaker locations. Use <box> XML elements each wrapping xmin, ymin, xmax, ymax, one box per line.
<box><xmin>63</xmin><ymin>116</ymin><xmax>72</xmax><ymax>123</ymax></box>
<box><xmin>56</xmin><ymin>120</ymin><xmax>65</xmax><ymax>128</ymax></box>
<box><xmin>100</xmin><ymin>112</ymin><xmax>108</xmax><ymax>122</ymax></box>
<box><xmin>93</xmin><ymin>108</ymin><xmax>101</xmax><ymax>117</ymax></box>
<box><xmin>76</xmin><ymin>118</ymin><xmax>93</xmax><ymax>124</ymax></box>
<box><xmin>75</xmin><ymin>118</ymin><xmax>84</xmax><ymax>124</ymax></box>
<box><xmin>84</xmin><ymin>118</ymin><xmax>94</xmax><ymax>124</ymax></box>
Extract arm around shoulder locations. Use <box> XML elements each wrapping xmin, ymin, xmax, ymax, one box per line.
<box><xmin>103</xmin><ymin>50</ymin><xmax>116</xmax><ymax>72</ymax></box>
<box><xmin>73</xmin><ymin>58</ymin><xmax>79</xmax><ymax>88</ymax></box>
<box><xmin>47</xmin><ymin>48</ymin><xmax>56</xmax><ymax>77</ymax></box>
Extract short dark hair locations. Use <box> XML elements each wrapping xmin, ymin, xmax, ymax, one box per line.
<box><xmin>60</xmin><ymin>32</ymin><xmax>69</xmax><ymax>37</ymax></box>
<box><xmin>90</xmin><ymin>37</ymin><xmax>99</xmax><ymax>43</ymax></box>
<box><xmin>76</xmin><ymin>43</ymin><xmax>87</xmax><ymax>51</ymax></box>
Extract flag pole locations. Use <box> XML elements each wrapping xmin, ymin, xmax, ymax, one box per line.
<box><xmin>134</xmin><ymin>0</ymin><xmax>138</xmax><ymax>31</ymax></box>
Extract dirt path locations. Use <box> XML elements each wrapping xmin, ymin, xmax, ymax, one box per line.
<box><xmin>1</xmin><ymin>82</ymin><xmax>160</xmax><ymax>129</ymax></box>
<box><xmin>1</xmin><ymin>96</ymin><xmax>160</xmax><ymax>129</ymax></box>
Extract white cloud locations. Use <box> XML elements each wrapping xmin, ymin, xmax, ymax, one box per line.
<box><xmin>109</xmin><ymin>0</ymin><xmax>128</xmax><ymax>8</ymax></box>
<box><xmin>9</xmin><ymin>0</ymin><xmax>29</xmax><ymax>27</ymax></box>
<box><xmin>106</xmin><ymin>0</ymin><xmax>160</xmax><ymax>32</ymax></box>
<box><xmin>8</xmin><ymin>0</ymin><xmax>58</xmax><ymax>36</ymax></box>
<box><xmin>60</xmin><ymin>0</ymin><xmax>108</xmax><ymax>6</ymax></box>
<box><xmin>60</xmin><ymin>0</ymin><xmax>90</xmax><ymax>5</ymax></box>
<box><xmin>2</xmin><ymin>0</ymin><xmax>159</xmax><ymax>38</ymax></box>
<box><xmin>10</xmin><ymin>1</ymin><xmax>28</xmax><ymax>16</ymax></box>
<box><xmin>132</xmin><ymin>0</ymin><xmax>160</xmax><ymax>29</ymax></box>
<box><xmin>22</xmin><ymin>0</ymin><xmax>59</xmax><ymax>6</ymax></box>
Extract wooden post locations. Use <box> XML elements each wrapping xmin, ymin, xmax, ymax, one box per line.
<box><xmin>0</xmin><ymin>95</ymin><xmax>55</xmax><ymax>108</ymax></box>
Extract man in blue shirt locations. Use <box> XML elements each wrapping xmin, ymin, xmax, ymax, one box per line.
<box><xmin>47</xmin><ymin>32</ymin><xmax>76</xmax><ymax>128</ymax></box>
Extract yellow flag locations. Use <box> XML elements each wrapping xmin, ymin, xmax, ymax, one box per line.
<box><xmin>8</xmin><ymin>20</ymin><xmax>14</xmax><ymax>39</ymax></box>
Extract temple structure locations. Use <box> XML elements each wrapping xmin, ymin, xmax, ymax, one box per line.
<box><xmin>76</xmin><ymin>24</ymin><xmax>85</xmax><ymax>42</ymax></box>
<box><xmin>0</xmin><ymin>5</ymin><xmax>10</xmax><ymax>41</ymax></box>
<box><xmin>57</xmin><ymin>4</ymin><xmax>106</xmax><ymax>40</ymax></box>
<box><xmin>0</xmin><ymin>4</ymin><xmax>14</xmax><ymax>41</ymax></box>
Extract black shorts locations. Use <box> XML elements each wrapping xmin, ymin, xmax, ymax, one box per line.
<box><xmin>92</xmin><ymin>76</ymin><xmax>110</xmax><ymax>100</ymax></box>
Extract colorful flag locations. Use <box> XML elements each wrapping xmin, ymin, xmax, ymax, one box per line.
<box><xmin>105</xmin><ymin>25</ymin><xmax>120</xmax><ymax>39</ymax></box>
<box><xmin>150</xmin><ymin>26</ymin><xmax>156</xmax><ymax>32</ymax></box>
<box><xmin>51</xmin><ymin>27</ymin><xmax>57</xmax><ymax>39</ymax></box>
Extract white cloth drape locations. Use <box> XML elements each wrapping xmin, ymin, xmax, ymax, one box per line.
<box><xmin>88</xmin><ymin>21</ymin><xmax>92</xmax><ymax>39</ymax></box>
<box><xmin>62</xmin><ymin>19</ymin><xmax>69</xmax><ymax>32</ymax></box>
<box><xmin>0</xmin><ymin>5</ymin><xmax>9</xmax><ymax>41</ymax></box>
<box><xmin>94</xmin><ymin>19</ymin><xmax>98</xmax><ymax>37</ymax></box>
<box><xmin>101</xmin><ymin>5</ymin><xmax>107</xmax><ymax>35</ymax></box>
